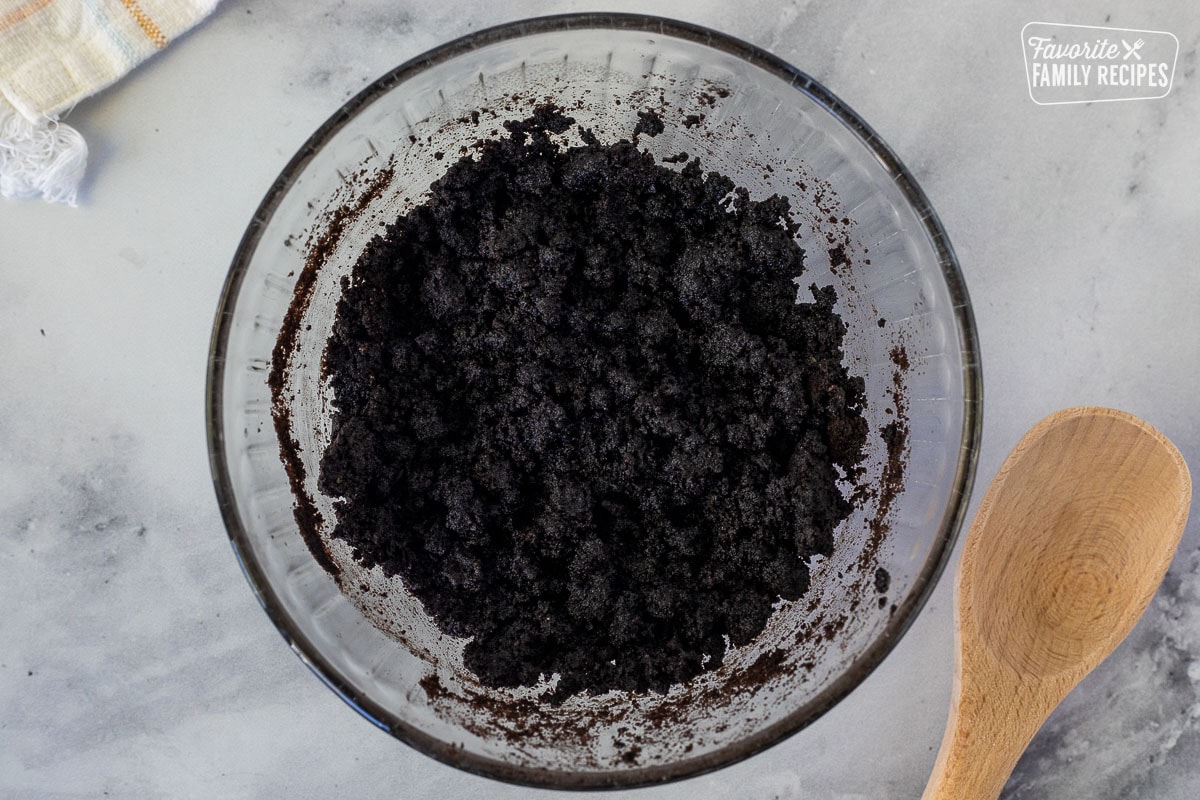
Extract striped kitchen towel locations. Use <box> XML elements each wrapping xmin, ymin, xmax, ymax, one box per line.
<box><xmin>0</xmin><ymin>0</ymin><xmax>219</xmax><ymax>205</ymax></box>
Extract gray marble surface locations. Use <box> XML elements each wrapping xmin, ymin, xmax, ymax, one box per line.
<box><xmin>2</xmin><ymin>0</ymin><xmax>1198</xmax><ymax>797</ymax></box>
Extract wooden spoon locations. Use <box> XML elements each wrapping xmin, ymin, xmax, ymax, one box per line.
<box><xmin>922</xmin><ymin>407</ymin><xmax>1191</xmax><ymax>800</ymax></box>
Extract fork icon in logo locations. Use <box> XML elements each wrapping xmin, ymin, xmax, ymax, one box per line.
<box><xmin>1122</xmin><ymin>38</ymin><xmax>1145</xmax><ymax>60</ymax></box>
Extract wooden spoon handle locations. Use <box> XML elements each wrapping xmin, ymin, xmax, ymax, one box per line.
<box><xmin>921</xmin><ymin>668</ymin><xmax>1048</xmax><ymax>800</ymax></box>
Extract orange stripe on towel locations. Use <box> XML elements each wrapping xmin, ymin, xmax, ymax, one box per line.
<box><xmin>0</xmin><ymin>0</ymin><xmax>54</xmax><ymax>33</ymax></box>
<box><xmin>118</xmin><ymin>0</ymin><xmax>168</xmax><ymax>49</ymax></box>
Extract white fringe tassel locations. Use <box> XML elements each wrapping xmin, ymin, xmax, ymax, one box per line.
<box><xmin>0</xmin><ymin>106</ymin><xmax>88</xmax><ymax>206</ymax></box>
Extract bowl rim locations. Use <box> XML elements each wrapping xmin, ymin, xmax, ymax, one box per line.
<box><xmin>206</xmin><ymin>11</ymin><xmax>983</xmax><ymax>790</ymax></box>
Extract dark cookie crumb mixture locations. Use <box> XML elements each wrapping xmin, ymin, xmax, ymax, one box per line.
<box><xmin>319</xmin><ymin>105</ymin><xmax>869</xmax><ymax>698</ymax></box>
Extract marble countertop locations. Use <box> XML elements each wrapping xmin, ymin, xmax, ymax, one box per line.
<box><xmin>2</xmin><ymin>1</ymin><xmax>1198</xmax><ymax>797</ymax></box>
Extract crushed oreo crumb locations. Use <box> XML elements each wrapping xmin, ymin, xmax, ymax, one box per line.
<box><xmin>317</xmin><ymin>105</ymin><xmax>868</xmax><ymax>698</ymax></box>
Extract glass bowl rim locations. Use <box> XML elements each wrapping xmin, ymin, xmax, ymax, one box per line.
<box><xmin>206</xmin><ymin>11</ymin><xmax>983</xmax><ymax>790</ymax></box>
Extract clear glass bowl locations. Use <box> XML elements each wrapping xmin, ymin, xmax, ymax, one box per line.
<box><xmin>207</xmin><ymin>13</ymin><xmax>981</xmax><ymax>789</ymax></box>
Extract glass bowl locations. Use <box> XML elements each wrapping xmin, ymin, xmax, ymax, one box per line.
<box><xmin>207</xmin><ymin>13</ymin><xmax>981</xmax><ymax>789</ymax></box>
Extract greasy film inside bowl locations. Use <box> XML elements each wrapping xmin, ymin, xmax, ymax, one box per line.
<box><xmin>222</xmin><ymin>25</ymin><xmax>967</xmax><ymax>783</ymax></box>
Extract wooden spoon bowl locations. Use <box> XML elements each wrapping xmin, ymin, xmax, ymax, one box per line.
<box><xmin>922</xmin><ymin>407</ymin><xmax>1191</xmax><ymax>800</ymax></box>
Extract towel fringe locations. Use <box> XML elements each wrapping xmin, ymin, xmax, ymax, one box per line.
<box><xmin>0</xmin><ymin>106</ymin><xmax>88</xmax><ymax>206</ymax></box>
